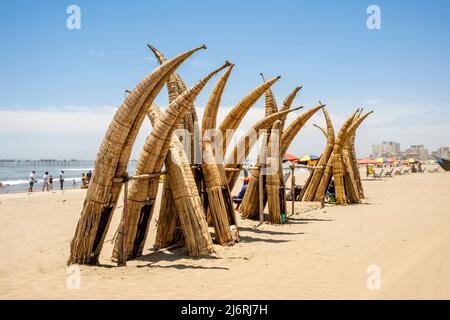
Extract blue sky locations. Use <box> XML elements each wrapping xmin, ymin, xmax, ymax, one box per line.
<box><xmin>1</xmin><ymin>0</ymin><xmax>450</xmax><ymax>159</ymax></box>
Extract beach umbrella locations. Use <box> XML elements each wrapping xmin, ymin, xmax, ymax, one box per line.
<box><xmin>357</xmin><ymin>158</ymin><xmax>377</xmax><ymax>165</ymax></box>
<box><xmin>387</xmin><ymin>157</ymin><xmax>399</xmax><ymax>164</ymax></box>
<box><xmin>299</xmin><ymin>154</ymin><xmax>320</xmax><ymax>163</ymax></box>
<box><xmin>283</xmin><ymin>152</ymin><xmax>299</xmax><ymax>163</ymax></box>
<box><xmin>298</xmin><ymin>154</ymin><xmax>320</xmax><ymax>166</ymax></box>
<box><xmin>406</xmin><ymin>158</ymin><xmax>416</xmax><ymax>164</ymax></box>
<box><xmin>374</xmin><ymin>157</ymin><xmax>389</xmax><ymax>164</ymax></box>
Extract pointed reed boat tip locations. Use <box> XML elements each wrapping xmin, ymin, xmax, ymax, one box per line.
<box><xmin>146</xmin><ymin>43</ymin><xmax>156</xmax><ymax>51</ymax></box>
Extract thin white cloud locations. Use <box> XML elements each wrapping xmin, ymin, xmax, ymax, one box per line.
<box><xmin>86</xmin><ymin>49</ymin><xmax>105</xmax><ymax>57</ymax></box>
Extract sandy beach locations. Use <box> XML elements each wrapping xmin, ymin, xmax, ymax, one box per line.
<box><xmin>0</xmin><ymin>170</ymin><xmax>449</xmax><ymax>299</ymax></box>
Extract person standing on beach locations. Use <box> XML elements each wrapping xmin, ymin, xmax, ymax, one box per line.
<box><xmin>59</xmin><ymin>170</ymin><xmax>65</xmax><ymax>190</ymax></box>
<box><xmin>28</xmin><ymin>170</ymin><xmax>37</xmax><ymax>192</ymax></box>
<box><xmin>49</xmin><ymin>175</ymin><xmax>53</xmax><ymax>190</ymax></box>
<box><xmin>81</xmin><ymin>173</ymin><xmax>87</xmax><ymax>189</ymax></box>
<box><xmin>42</xmin><ymin>172</ymin><xmax>50</xmax><ymax>192</ymax></box>
<box><xmin>86</xmin><ymin>170</ymin><xmax>92</xmax><ymax>185</ymax></box>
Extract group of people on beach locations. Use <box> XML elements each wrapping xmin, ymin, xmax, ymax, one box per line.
<box><xmin>27</xmin><ymin>170</ymin><xmax>93</xmax><ymax>192</ymax></box>
<box><xmin>28</xmin><ymin>170</ymin><xmax>64</xmax><ymax>192</ymax></box>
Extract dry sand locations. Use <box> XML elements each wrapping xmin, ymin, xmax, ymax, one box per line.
<box><xmin>0</xmin><ymin>170</ymin><xmax>449</xmax><ymax>299</ymax></box>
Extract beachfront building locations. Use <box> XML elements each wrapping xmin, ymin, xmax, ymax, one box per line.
<box><xmin>404</xmin><ymin>144</ymin><xmax>429</xmax><ymax>161</ymax></box>
<box><xmin>433</xmin><ymin>147</ymin><xmax>450</xmax><ymax>159</ymax></box>
<box><xmin>371</xmin><ymin>141</ymin><xmax>401</xmax><ymax>158</ymax></box>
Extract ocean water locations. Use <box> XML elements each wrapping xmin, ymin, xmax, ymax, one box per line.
<box><xmin>0</xmin><ymin>160</ymin><xmax>295</xmax><ymax>194</ymax></box>
<box><xmin>0</xmin><ymin>162</ymin><xmax>137</xmax><ymax>194</ymax></box>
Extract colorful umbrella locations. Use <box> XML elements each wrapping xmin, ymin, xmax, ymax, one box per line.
<box><xmin>283</xmin><ymin>152</ymin><xmax>299</xmax><ymax>163</ymax></box>
<box><xmin>406</xmin><ymin>158</ymin><xmax>417</xmax><ymax>164</ymax></box>
<box><xmin>298</xmin><ymin>154</ymin><xmax>320</xmax><ymax>163</ymax></box>
<box><xmin>357</xmin><ymin>158</ymin><xmax>377</xmax><ymax>165</ymax></box>
<box><xmin>374</xmin><ymin>157</ymin><xmax>389</xmax><ymax>164</ymax></box>
<box><xmin>387</xmin><ymin>157</ymin><xmax>399</xmax><ymax>164</ymax></box>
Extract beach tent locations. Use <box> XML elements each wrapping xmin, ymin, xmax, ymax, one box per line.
<box><xmin>283</xmin><ymin>152</ymin><xmax>299</xmax><ymax>163</ymax></box>
<box><xmin>357</xmin><ymin>158</ymin><xmax>377</xmax><ymax>165</ymax></box>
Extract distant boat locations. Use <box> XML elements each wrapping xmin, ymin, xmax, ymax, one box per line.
<box><xmin>435</xmin><ymin>156</ymin><xmax>450</xmax><ymax>171</ymax></box>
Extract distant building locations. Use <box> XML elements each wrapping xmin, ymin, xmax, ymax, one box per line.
<box><xmin>404</xmin><ymin>144</ymin><xmax>429</xmax><ymax>160</ymax></box>
<box><xmin>434</xmin><ymin>147</ymin><xmax>450</xmax><ymax>159</ymax></box>
<box><xmin>371</xmin><ymin>141</ymin><xmax>401</xmax><ymax>158</ymax></box>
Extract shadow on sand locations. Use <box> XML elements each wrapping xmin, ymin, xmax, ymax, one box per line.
<box><xmin>136</xmin><ymin>249</ymin><xmax>229</xmax><ymax>270</ymax></box>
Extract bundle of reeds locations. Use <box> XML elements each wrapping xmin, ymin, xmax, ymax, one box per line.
<box><xmin>200</xmin><ymin>63</ymin><xmax>239</xmax><ymax>245</ymax></box>
<box><xmin>113</xmin><ymin>63</ymin><xmax>229</xmax><ymax>260</ymax></box>
<box><xmin>220</xmin><ymin>76</ymin><xmax>279</xmax><ymax>221</ymax></box>
<box><xmin>67</xmin><ymin>45</ymin><xmax>206</xmax><ymax>265</ymax></box>
<box><xmin>349</xmin><ymin>133</ymin><xmax>365</xmax><ymax>198</ymax></box>
<box><xmin>280</xmin><ymin>104</ymin><xmax>325</xmax><ymax>156</ymax></box>
<box><xmin>344</xmin><ymin>109</ymin><xmax>365</xmax><ymax>199</ymax></box>
<box><xmin>202</xmin><ymin>64</ymin><xmax>234</xmax><ymax>134</ymax></box>
<box><xmin>154</xmin><ymin>177</ymin><xmax>183</xmax><ymax>248</ymax></box>
<box><xmin>301</xmin><ymin>108</ymin><xmax>335</xmax><ymax>201</ymax></box>
<box><xmin>342</xmin><ymin>111</ymin><xmax>362</xmax><ymax>203</ymax></box>
<box><xmin>218</xmin><ymin>76</ymin><xmax>281</xmax><ymax>155</ymax></box>
<box><xmin>313</xmin><ymin>109</ymin><xmax>360</xmax><ymax>203</ymax></box>
<box><xmin>148</xmin><ymin>44</ymin><xmax>205</xmax><ymax>203</ymax></box>
<box><xmin>240</xmin><ymin>104</ymin><xmax>324</xmax><ymax>220</ymax></box>
<box><xmin>313</xmin><ymin>109</ymin><xmax>373</xmax><ymax>205</ymax></box>
<box><xmin>144</xmin><ymin>104</ymin><xmax>213</xmax><ymax>256</ymax></box>
<box><xmin>266</xmin><ymin>120</ymin><xmax>286</xmax><ymax>224</ymax></box>
<box><xmin>225</xmin><ymin>107</ymin><xmax>303</xmax><ymax>191</ymax></box>
<box><xmin>239</xmin><ymin>75</ymin><xmax>281</xmax><ymax>220</ymax></box>
<box><xmin>264</xmin><ymin>83</ymin><xmax>302</xmax><ymax>223</ymax></box>
<box><xmin>340</xmin><ymin>111</ymin><xmax>373</xmax><ymax>204</ymax></box>
<box><xmin>279</xmin><ymin>86</ymin><xmax>302</xmax><ymax>130</ymax></box>
<box><xmin>147</xmin><ymin>44</ymin><xmax>201</xmax><ymax>166</ymax></box>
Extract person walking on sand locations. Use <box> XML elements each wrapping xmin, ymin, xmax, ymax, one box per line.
<box><xmin>42</xmin><ymin>171</ymin><xmax>50</xmax><ymax>192</ymax></box>
<box><xmin>28</xmin><ymin>170</ymin><xmax>37</xmax><ymax>192</ymax></box>
<box><xmin>59</xmin><ymin>170</ymin><xmax>65</xmax><ymax>190</ymax></box>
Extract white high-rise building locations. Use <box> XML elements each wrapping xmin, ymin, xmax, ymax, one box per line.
<box><xmin>371</xmin><ymin>141</ymin><xmax>401</xmax><ymax>158</ymax></box>
<box><xmin>435</xmin><ymin>147</ymin><xmax>450</xmax><ymax>159</ymax></box>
